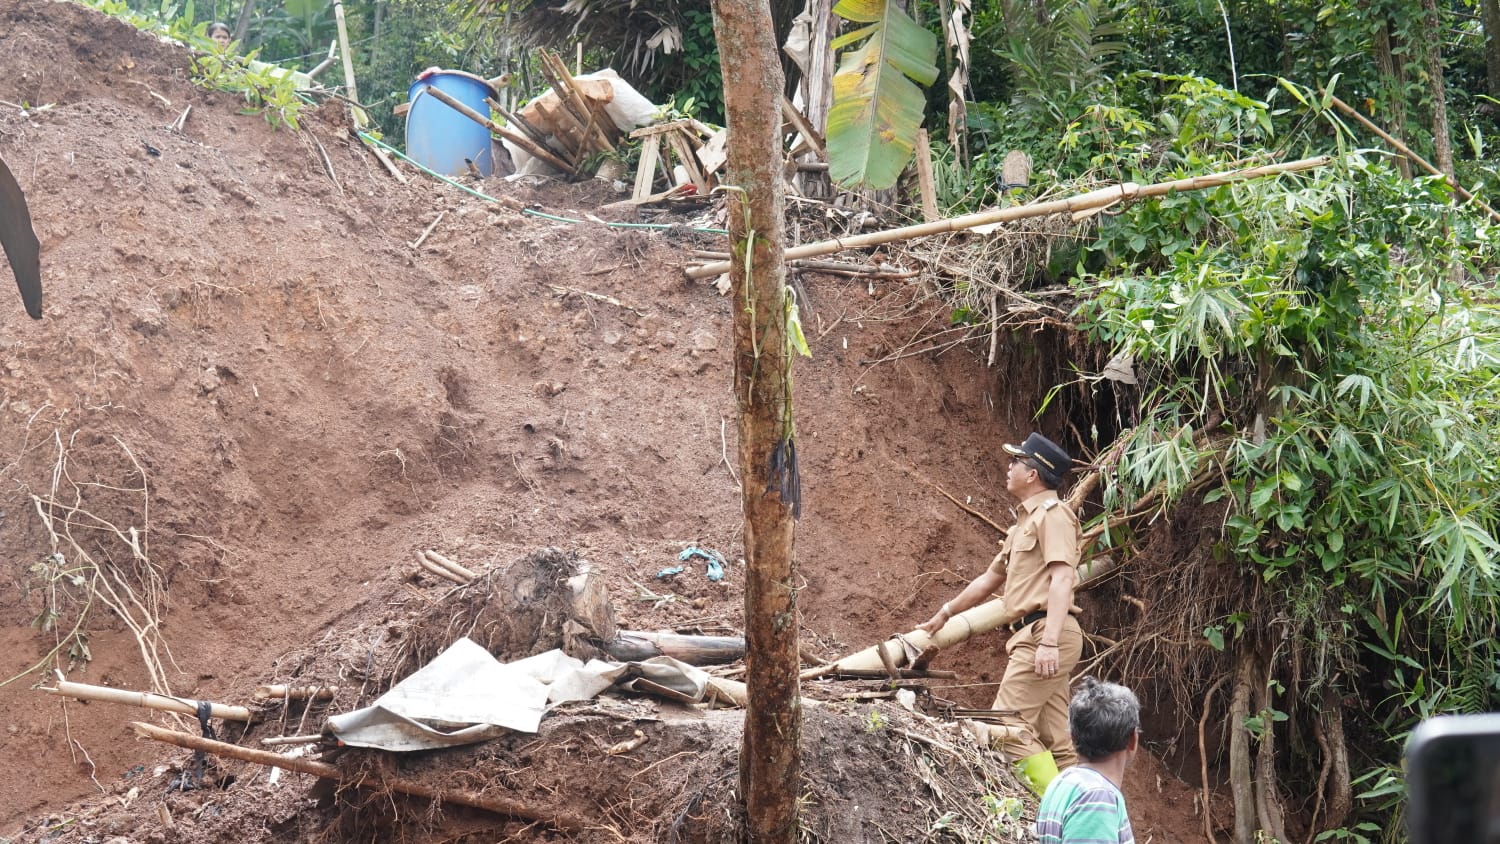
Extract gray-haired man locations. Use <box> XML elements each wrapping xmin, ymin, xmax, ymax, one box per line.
<box><xmin>1035</xmin><ymin>676</ymin><xmax>1139</xmax><ymax>843</ymax></box>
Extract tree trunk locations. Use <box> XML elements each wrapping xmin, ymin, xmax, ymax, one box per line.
<box><xmin>232</xmin><ymin>0</ymin><xmax>258</xmax><ymax>46</ymax></box>
<box><xmin>370</xmin><ymin>0</ymin><xmax>385</xmax><ymax>67</ymax></box>
<box><xmin>710</xmin><ymin>0</ymin><xmax>800</xmax><ymax>840</ymax></box>
<box><xmin>1483</xmin><ymin>0</ymin><xmax>1500</xmax><ymax>107</ymax></box>
<box><xmin>1321</xmin><ymin>687</ymin><xmax>1353</xmax><ymax>832</ymax></box>
<box><xmin>1251</xmin><ymin>663</ymin><xmax>1289</xmax><ymax>844</ymax></box>
<box><xmin>1373</xmin><ymin>19</ymin><xmax>1413</xmax><ymax>180</ymax></box>
<box><xmin>1420</xmin><ymin>0</ymin><xmax>1455</xmax><ymax>180</ymax></box>
<box><xmin>1229</xmin><ymin>648</ymin><xmax>1255</xmax><ymax>844</ymax></box>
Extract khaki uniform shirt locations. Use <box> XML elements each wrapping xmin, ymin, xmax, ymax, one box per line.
<box><xmin>986</xmin><ymin>490</ymin><xmax>1083</xmax><ymax>619</ymax></box>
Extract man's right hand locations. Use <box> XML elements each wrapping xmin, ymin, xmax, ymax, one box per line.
<box><xmin>916</xmin><ymin>606</ymin><xmax>951</xmax><ymax>635</ymax></box>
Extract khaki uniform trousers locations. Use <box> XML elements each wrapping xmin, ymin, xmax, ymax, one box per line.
<box><xmin>990</xmin><ymin>614</ymin><xmax>1083</xmax><ymax>769</ymax></box>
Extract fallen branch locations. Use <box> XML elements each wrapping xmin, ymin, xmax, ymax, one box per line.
<box><xmin>909</xmin><ymin>468</ymin><xmax>1007</xmax><ymax>534</ymax></box>
<box><xmin>46</xmin><ymin>678</ymin><xmax>253</xmax><ymax>722</ymax></box>
<box><xmin>546</xmin><ymin>284</ymin><xmax>646</xmax><ymax>315</ymax></box>
<box><xmin>408</xmin><ymin>211</ymin><xmax>445</xmax><ymax>250</ymax></box>
<box><xmin>129</xmin><ymin>721</ymin><xmax>586</xmax><ymax>831</ymax></box>
<box><xmin>687</xmin><ymin>156</ymin><xmax>1332</xmax><ymax>278</ymax></box>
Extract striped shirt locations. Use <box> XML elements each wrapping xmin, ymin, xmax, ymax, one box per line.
<box><xmin>1035</xmin><ymin>765</ymin><xmax>1134</xmax><ymax>844</ymax></box>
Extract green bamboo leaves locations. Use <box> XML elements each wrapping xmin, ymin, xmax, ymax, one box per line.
<box><xmin>826</xmin><ymin>0</ymin><xmax>939</xmax><ymax>190</ymax></box>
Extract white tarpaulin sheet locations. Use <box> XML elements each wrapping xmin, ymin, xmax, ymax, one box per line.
<box><xmin>326</xmin><ymin>637</ymin><xmax>708</xmax><ymax>751</ymax></box>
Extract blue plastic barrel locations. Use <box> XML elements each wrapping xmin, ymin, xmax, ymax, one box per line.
<box><xmin>405</xmin><ymin>71</ymin><xmax>498</xmax><ymax>177</ymax></box>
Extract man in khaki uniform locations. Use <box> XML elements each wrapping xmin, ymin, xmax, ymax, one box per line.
<box><xmin>918</xmin><ymin>432</ymin><xmax>1082</xmax><ymax>794</ymax></box>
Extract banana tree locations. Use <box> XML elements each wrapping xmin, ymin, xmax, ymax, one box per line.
<box><xmin>825</xmin><ymin>0</ymin><xmax>938</xmax><ymax>190</ymax></box>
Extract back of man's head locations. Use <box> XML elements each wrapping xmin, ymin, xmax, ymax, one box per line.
<box><xmin>1070</xmin><ymin>676</ymin><xmax>1140</xmax><ymax>762</ymax></box>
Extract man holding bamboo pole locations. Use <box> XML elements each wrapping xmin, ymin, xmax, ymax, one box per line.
<box><xmin>917</xmin><ymin>432</ymin><xmax>1082</xmax><ymax>795</ymax></box>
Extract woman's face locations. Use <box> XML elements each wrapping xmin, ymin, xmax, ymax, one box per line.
<box><xmin>210</xmin><ymin>28</ymin><xmax>231</xmax><ymax>48</ymax></box>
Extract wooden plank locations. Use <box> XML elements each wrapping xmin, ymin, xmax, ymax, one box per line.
<box><xmin>629</xmin><ymin>119</ymin><xmax>696</xmax><ymax>139</ymax></box>
<box><xmin>633</xmin><ymin>134</ymin><xmax>661</xmax><ymax>199</ymax></box>
<box><xmin>780</xmin><ymin>95</ymin><xmax>826</xmax><ymax>158</ymax></box>
<box><xmin>914</xmin><ymin>128</ymin><xmax>939</xmax><ymax>222</ymax></box>
<box><xmin>667</xmin><ymin>129</ymin><xmax>708</xmax><ymax>191</ymax></box>
<box><xmin>538</xmin><ymin>50</ymin><xmax>616</xmax><ymax>155</ymax></box>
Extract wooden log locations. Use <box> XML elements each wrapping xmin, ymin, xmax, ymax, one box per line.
<box><xmin>599</xmin><ymin>631</ymin><xmax>746</xmax><ymax>665</ymax></box>
<box><xmin>46</xmin><ymin>680</ymin><xmax>253</xmax><ymax>721</ymax></box>
<box><xmin>253</xmin><ymin>685</ymin><xmax>338</xmax><ymax>702</ymax></box>
<box><xmin>129</xmin><ymin>722</ymin><xmax>586</xmax><ymax>831</ymax></box>
<box><xmin>420</xmin><ymin>85</ymin><xmax>577</xmax><ymax>176</ymax></box>
<box><xmin>687</xmin><ymin>156</ymin><xmax>1333</xmax><ymax>278</ymax></box>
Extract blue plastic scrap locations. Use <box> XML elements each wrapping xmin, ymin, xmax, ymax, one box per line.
<box><xmin>678</xmin><ymin>546</ymin><xmax>728</xmax><ymax>582</ymax></box>
<box><xmin>656</xmin><ymin>565</ymin><xmax>685</xmax><ymax>579</ymax></box>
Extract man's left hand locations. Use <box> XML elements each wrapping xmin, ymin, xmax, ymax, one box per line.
<box><xmin>1034</xmin><ymin>643</ymin><xmax>1060</xmax><ymax>677</ymax></box>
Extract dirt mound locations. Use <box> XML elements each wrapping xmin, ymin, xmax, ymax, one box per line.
<box><xmin>1</xmin><ymin>1</ymin><xmax>1206</xmax><ymax>840</ymax></box>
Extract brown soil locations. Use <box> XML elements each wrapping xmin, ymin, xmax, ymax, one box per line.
<box><xmin>1</xmin><ymin>1</ymin><xmax>1208</xmax><ymax>840</ymax></box>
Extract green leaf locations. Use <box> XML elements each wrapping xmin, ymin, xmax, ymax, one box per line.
<box><xmin>826</xmin><ymin>0</ymin><xmax>939</xmax><ymax>190</ymax></box>
<box><xmin>1204</xmin><ymin>626</ymin><xmax>1225</xmax><ymax>651</ymax></box>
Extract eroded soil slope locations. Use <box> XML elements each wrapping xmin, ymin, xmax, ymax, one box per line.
<box><xmin>1</xmin><ymin>1</ymin><xmax>1205</xmax><ymax>840</ymax></box>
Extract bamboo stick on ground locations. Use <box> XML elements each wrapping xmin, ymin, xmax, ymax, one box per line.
<box><xmin>46</xmin><ymin>680</ymin><xmax>253</xmax><ymax>721</ymax></box>
<box><xmin>130</xmin><ymin>722</ymin><xmax>586</xmax><ymax>831</ymax></box>
<box><xmin>415</xmin><ymin>550</ymin><xmax>469</xmax><ymax>585</ymax></box>
<box><xmin>424</xmin><ymin>550</ymin><xmax>478</xmax><ymax>581</ymax></box>
<box><xmin>687</xmin><ymin>156</ymin><xmax>1332</xmax><ymax>279</ymax></box>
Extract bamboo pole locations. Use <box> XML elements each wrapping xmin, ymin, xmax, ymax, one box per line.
<box><xmin>129</xmin><ymin>722</ymin><xmax>586</xmax><ymax>831</ymax></box>
<box><xmin>814</xmin><ymin>551</ymin><xmax>1122</xmax><ymax>676</ymax></box>
<box><xmin>1324</xmin><ymin>93</ymin><xmax>1500</xmax><ymax>225</ymax></box>
<box><xmin>261</xmin><ymin>734</ymin><xmax>325</xmax><ymax>746</ymax></box>
<box><xmin>253</xmin><ymin>685</ymin><xmax>338</xmax><ymax>702</ymax></box>
<box><xmin>420</xmin><ymin>85</ymin><xmax>578</xmax><ymax>176</ymax></box>
<box><xmin>687</xmin><ymin>156</ymin><xmax>1333</xmax><ymax>278</ymax></box>
<box><xmin>46</xmin><ymin>680</ymin><xmax>253</xmax><ymax>721</ymax></box>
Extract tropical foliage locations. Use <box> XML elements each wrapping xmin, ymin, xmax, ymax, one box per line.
<box><xmin>825</xmin><ymin>0</ymin><xmax>940</xmax><ymax>189</ymax></box>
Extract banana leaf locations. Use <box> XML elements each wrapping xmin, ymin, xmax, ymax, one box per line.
<box><xmin>826</xmin><ymin>0</ymin><xmax>938</xmax><ymax>190</ymax></box>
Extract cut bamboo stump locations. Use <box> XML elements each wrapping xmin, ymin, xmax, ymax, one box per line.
<box><xmin>253</xmin><ymin>685</ymin><xmax>337</xmax><ymax>702</ymax></box>
<box><xmin>46</xmin><ymin>680</ymin><xmax>253</xmax><ymax>721</ymax></box>
<box><xmin>129</xmin><ymin>722</ymin><xmax>586</xmax><ymax>831</ymax></box>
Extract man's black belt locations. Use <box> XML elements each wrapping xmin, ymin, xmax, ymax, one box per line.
<box><xmin>1007</xmin><ymin>610</ymin><xmax>1075</xmax><ymax>633</ymax></box>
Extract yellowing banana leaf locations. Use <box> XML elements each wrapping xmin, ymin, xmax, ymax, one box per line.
<box><xmin>826</xmin><ymin>0</ymin><xmax>938</xmax><ymax>190</ymax></box>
